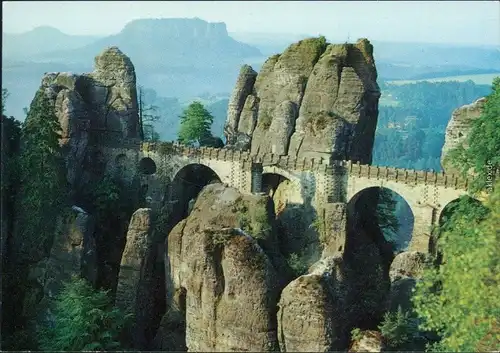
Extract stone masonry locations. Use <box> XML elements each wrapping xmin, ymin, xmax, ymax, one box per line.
<box><xmin>102</xmin><ymin>141</ymin><xmax>470</xmax><ymax>254</ymax></box>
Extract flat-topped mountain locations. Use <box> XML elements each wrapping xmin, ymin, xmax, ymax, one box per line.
<box><xmin>29</xmin><ymin>18</ymin><xmax>262</xmax><ymax>69</ymax></box>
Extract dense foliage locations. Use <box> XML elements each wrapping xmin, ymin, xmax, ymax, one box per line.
<box><xmin>413</xmin><ymin>189</ymin><xmax>498</xmax><ymax>352</ymax></box>
<box><xmin>37</xmin><ymin>276</ymin><xmax>133</xmax><ymax>351</ymax></box>
<box><xmin>13</xmin><ymin>89</ymin><xmax>66</xmax><ymax>261</ymax></box>
<box><xmin>178</xmin><ymin>101</ymin><xmax>215</xmax><ymax>146</ymax></box>
<box><xmin>412</xmin><ymin>78</ymin><xmax>499</xmax><ymax>352</ymax></box>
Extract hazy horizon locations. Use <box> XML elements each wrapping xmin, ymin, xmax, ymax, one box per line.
<box><xmin>3</xmin><ymin>1</ymin><xmax>499</xmax><ymax>46</ymax></box>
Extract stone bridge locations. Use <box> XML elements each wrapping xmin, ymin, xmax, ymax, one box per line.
<box><xmin>102</xmin><ymin>141</ymin><xmax>470</xmax><ymax>253</ymax></box>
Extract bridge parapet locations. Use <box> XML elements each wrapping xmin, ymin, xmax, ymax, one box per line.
<box><xmin>341</xmin><ymin>160</ymin><xmax>468</xmax><ymax>190</ymax></box>
<box><xmin>138</xmin><ymin>143</ymin><xmax>469</xmax><ymax>190</ymax></box>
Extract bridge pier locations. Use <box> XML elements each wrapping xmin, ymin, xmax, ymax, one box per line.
<box><xmin>320</xmin><ymin>203</ymin><xmax>348</xmax><ymax>257</ymax></box>
<box><xmin>251</xmin><ymin>163</ymin><xmax>263</xmax><ymax>194</ymax></box>
<box><xmin>409</xmin><ymin>204</ymin><xmax>437</xmax><ymax>253</ymax></box>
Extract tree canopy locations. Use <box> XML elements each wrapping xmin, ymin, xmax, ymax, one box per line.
<box><xmin>178</xmin><ymin>101</ymin><xmax>214</xmax><ymax>146</ymax></box>
<box><xmin>413</xmin><ymin>188</ymin><xmax>499</xmax><ymax>352</ymax></box>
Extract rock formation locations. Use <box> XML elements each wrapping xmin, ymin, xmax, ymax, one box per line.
<box><xmin>164</xmin><ymin>183</ymin><xmax>287</xmax><ymax>351</ymax></box>
<box><xmin>39</xmin><ymin>46</ymin><xmax>140</xmax><ymax>190</ymax></box>
<box><xmin>348</xmin><ymin>330</ymin><xmax>384</xmax><ymax>352</ymax></box>
<box><xmin>278</xmin><ymin>256</ymin><xmax>348</xmax><ymax>351</ymax></box>
<box><xmin>3</xmin><ymin>46</ymin><xmax>142</xmax><ymax>342</ymax></box>
<box><xmin>23</xmin><ymin>206</ymin><xmax>97</xmax><ymax>322</ymax></box>
<box><xmin>441</xmin><ymin>97</ymin><xmax>486</xmax><ymax>174</ymax></box>
<box><xmin>387</xmin><ymin>251</ymin><xmax>428</xmax><ymax>314</ymax></box>
<box><xmin>116</xmin><ymin>208</ymin><xmax>165</xmax><ymax>349</ymax></box>
<box><xmin>224</xmin><ymin>37</ymin><xmax>380</xmax><ymax>163</ymax></box>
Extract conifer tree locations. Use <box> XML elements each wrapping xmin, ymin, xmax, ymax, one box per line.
<box><xmin>37</xmin><ymin>276</ymin><xmax>133</xmax><ymax>350</ymax></box>
<box><xmin>14</xmin><ymin>90</ymin><xmax>66</xmax><ymax>261</ymax></box>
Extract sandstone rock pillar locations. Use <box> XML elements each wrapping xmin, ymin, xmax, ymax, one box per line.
<box><xmin>321</xmin><ymin>203</ymin><xmax>348</xmax><ymax>258</ymax></box>
<box><xmin>409</xmin><ymin>204</ymin><xmax>436</xmax><ymax>252</ymax></box>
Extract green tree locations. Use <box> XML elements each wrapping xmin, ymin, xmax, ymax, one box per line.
<box><xmin>445</xmin><ymin>77</ymin><xmax>500</xmax><ymax>193</ymax></box>
<box><xmin>37</xmin><ymin>276</ymin><xmax>133</xmax><ymax>351</ymax></box>
<box><xmin>413</xmin><ymin>187</ymin><xmax>499</xmax><ymax>352</ymax></box>
<box><xmin>13</xmin><ymin>90</ymin><xmax>66</xmax><ymax>261</ymax></box>
<box><xmin>379</xmin><ymin>306</ymin><xmax>420</xmax><ymax>350</ymax></box>
<box><xmin>178</xmin><ymin>101</ymin><xmax>214</xmax><ymax>146</ymax></box>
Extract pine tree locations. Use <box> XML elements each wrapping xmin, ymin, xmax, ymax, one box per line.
<box><xmin>178</xmin><ymin>101</ymin><xmax>214</xmax><ymax>146</ymax></box>
<box><xmin>14</xmin><ymin>90</ymin><xmax>66</xmax><ymax>261</ymax></box>
<box><xmin>37</xmin><ymin>276</ymin><xmax>133</xmax><ymax>350</ymax></box>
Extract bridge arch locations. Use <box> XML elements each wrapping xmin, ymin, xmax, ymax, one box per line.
<box><xmin>138</xmin><ymin>157</ymin><xmax>157</xmax><ymax>175</ymax></box>
<box><xmin>347</xmin><ymin>186</ymin><xmax>415</xmax><ymax>254</ymax></box>
<box><xmin>170</xmin><ymin>163</ymin><xmax>223</xmax><ymax>223</ymax></box>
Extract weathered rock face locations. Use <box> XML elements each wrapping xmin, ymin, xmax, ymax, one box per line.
<box><xmin>389</xmin><ymin>251</ymin><xmax>427</xmax><ymax>283</ymax></box>
<box><xmin>348</xmin><ymin>330</ymin><xmax>384</xmax><ymax>352</ymax></box>
<box><xmin>387</xmin><ymin>251</ymin><xmax>428</xmax><ymax>314</ymax></box>
<box><xmin>116</xmin><ymin>208</ymin><xmax>153</xmax><ymax>312</ymax></box>
<box><xmin>278</xmin><ymin>256</ymin><xmax>349</xmax><ymax>352</ymax></box>
<box><xmin>441</xmin><ymin>97</ymin><xmax>486</xmax><ymax>174</ymax></box>
<box><xmin>22</xmin><ymin>206</ymin><xmax>97</xmax><ymax>322</ymax></box>
<box><xmin>39</xmin><ymin>46</ymin><xmax>140</xmax><ymax>190</ymax></box>
<box><xmin>224</xmin><ymin>65</ymin><xmax>258</xmax><ymax>145</ymax></box>
<box><xmin>116</xmin><ymin>208</ymin><xmax>164</xmax><ymax>349</ymax></box>
<box><xmin>165</xmin><ymin>183</ymin><xmax>286</xmax><ymax>352</ymax></box>
<box><xmin>225</xmin><ymin>38</ymin><xmax>380</xmax><ymax>163</ymax></box>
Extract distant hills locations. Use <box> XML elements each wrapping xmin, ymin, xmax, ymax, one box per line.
<box><xmin>2</xmin><ymin>18</ymin><xmax>263</xmax><ymax>118</ymax></box>
<box><xmin>2</xmin><ymin>18</ymin><xmax>500</xmax><ymax>120</ymax></box>
<box><xmin>2</xmin><ymin>26</ymin><xmax>101</xmax><ymax>60</ymax></box>
<box><xmin>28</xmin><ymin>19</ymin><xmax>262</xmax><ymax>68</ymax></box>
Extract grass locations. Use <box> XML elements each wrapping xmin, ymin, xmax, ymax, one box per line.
<box><xmin>387</xmin><ymin>73</ymin><xmax>500</xmax><ymax>86</ymax></box>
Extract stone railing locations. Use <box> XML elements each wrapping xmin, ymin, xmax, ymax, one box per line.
<box><xmin>139</xmin><ymin>142</ymin><xmax>470</xmax><ymax>190</ymax></box>
<box><xmin>341</xmin><ymin>160</ymin><xmax>469</xmax><ymax>190</ymax></box>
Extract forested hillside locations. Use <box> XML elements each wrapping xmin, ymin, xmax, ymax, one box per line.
<box><xmin>373</xmin><ymin>80</ymin><xmax>492</xmax><ymax>171</ymax></box>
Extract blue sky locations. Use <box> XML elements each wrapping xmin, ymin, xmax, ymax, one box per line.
<box><xmin>2</xmin><ymin>1</ymin><xmax>499</xmax><ymax>45</ymax></box>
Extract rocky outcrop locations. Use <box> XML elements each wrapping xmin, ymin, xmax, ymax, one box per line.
<box><xmin>225</xmin><ymin>38</ymin><xmax>380</xmax><ymax>163</ymax></box>
<box><xmin>387</xmin><ymin>251</ymin><xmax>428</xmax><ymax>314</ymax></box>
<box><xmin>164</xmin><ymin>183</ymin><xmax>288</xmax><ymax>352</ymax></box>
<box><xmin>441</xmin><ymin>97</ymin><xmax>486</xmax><ymax>174</ymax></box>
<box><xmin>278</xmin><ymin>256</ymin><xmax>348</xmax><ymax>352</ymax></box>
<box><xmin>22</xmin><ymin>206</ymin><xmax>97</xmax><ymax>321</ymax></box>
<box><xmin>39</xmin><ymin>46</ymin><xmax>140</xmax><ymax>190</ymax></box>
<box><xmin>224</xmin><ymin>65</ymin><xmax>258</xmax><ymax>145</ymax></box>
<box><xmin>116</xmin><ymin>208</ymin><xmax>153</xmax><ymax>312</ymax></box>
<box><xmin>348</xmin><ymin>330</ymin><xmax>384</xmax><ymax>352</ymax></box>
<box><xmin>116</xmin><ymin>208</ymin><xmax>163</xmax><ymax>349</ymax></box>
<box><xmin>389</xmin><ymin>251</ymin><xmax>427</xmax><ymax>283</ymax></box>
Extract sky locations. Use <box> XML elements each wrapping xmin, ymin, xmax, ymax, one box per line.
<box><xmin>2</xmin><ymin>1</ymin><xmax>500</xmax><ymax>45</ymax></box>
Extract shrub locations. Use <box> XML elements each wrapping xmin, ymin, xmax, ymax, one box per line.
<box><xmin>37</xmin><ymin>276</ymin><xmax>133</xmax><ymax>351</ymax></box>
<box><xmin>287</xmin><ymin>252</ymin><xmax>309</xmax><ymax>277</ymax></box>
<box><xmin>351</xmin><ymin>327</ymin><xmax>363</xmax><ymax>341</ymax></box>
